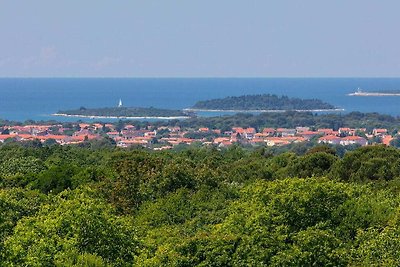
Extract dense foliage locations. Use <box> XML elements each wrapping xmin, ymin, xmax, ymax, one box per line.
<box><xmin>146</xmin><ymin>111</ymin><xmax>400</xmax><ymax>132</ymax></box>
<box><xmin>2</xmin><ymin>111</ymin><xmax>400</xmax><ymax>133</ymax></box>
<box><xmin>1</xmin><ymin>142</ymin><xmax>400</xmax><ymax>265</ymax></box>
<box><xmin>57</xmin><ymin>107</ymin><xmax>190</xmax><ymax>118</ymax></box>
<box><xmin>192</xmin><ymin>94</ymin><xmax>336</xmax><ymax>110</ymax></box>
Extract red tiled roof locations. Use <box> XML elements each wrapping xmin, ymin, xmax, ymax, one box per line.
<box><xmin>0</xmin><ymin>134</ymin><xmax>13</xmax><ymax>140</ymax></box>
<box><xmin>263</xmin><ymin>128</ymin><xmax>275</xmax><ymax>132</ymax></box>
<box><xmin>38</xmin><ymin>135</ymin><xmax>67</xmax><ymax>140</ymax></box>
<box><xmin>382</xmin><ymin>136</ymin><xmax>394</xmax><ymax>146</ymax></box>
<box><xmin>342</xmin><ymin>136</ymin><xmax>365</xmax><ymax>141</ymax></box>
<box><xmin>232</xmin><ymin>127</ymin><xmax>245</xmax><ymax>133</ymax></box>
<box><xmin>319</xmin><ymin>135</ymin><xmax>340</xmax><ymax>141</ymax></box>
<box><xmin>245</xmin><ymin>128</ymin><xmax>256</xmax><ymax>133</ymax></box>
<box><xmin>301</xmin><ymin>131</ymin><xmax>319</xmax><ymax>135</ymax></box>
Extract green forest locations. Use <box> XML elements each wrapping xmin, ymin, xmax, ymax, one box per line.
<box><xmin>3</xmin><ymin>111</ymin><xmax>399</xmax><ymax>133</ymax></box>
<box><xmin>191</xmin><ymin>94</ymin><xmax>336</xmax><ymax>110</ymax></box>
<box><xmin>1</xmin><ymin>140</ymin><xmax>400</xmax><ymax>266</ymax></box>
<box><xmin>128</xmin><ymin>111</ymin><xmax>400</xmax><ymax>132</ymax></box>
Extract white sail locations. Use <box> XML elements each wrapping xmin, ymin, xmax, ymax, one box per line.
<box><xmin>118</xmin><ymin>99</ymin><xmax>123</xmax><ymax>107</ymax></box>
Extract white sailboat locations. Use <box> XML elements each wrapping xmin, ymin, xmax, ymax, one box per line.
<box><xmin>118</xmin><ymin>99</ymin><xmax>123</xmax><ymax>107</ymax></box>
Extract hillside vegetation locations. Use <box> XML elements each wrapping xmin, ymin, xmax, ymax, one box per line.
<box><xmin>0</xmin><ymin>141</ymin><xmax>400</xmax><ymax>265</ymax></box>
<box><xmin>130</xmin><ymin>111</ymin><xmax>400</xmax><ymax>132</ymax></box>
<box><xmin>192</xmin><ymin>94</ymin><xmax>336</xmax><ymax>110</ymax></box>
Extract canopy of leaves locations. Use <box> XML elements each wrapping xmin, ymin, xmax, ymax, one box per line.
<box><xmin>192</xmin><ymin>94</ymin><xmax>336</xmax><ymax>110</ymax></box>
<box><xmin>0</xmin><ymin>143</ymin><xmax>399</xmax><ymax>265</ymax></box>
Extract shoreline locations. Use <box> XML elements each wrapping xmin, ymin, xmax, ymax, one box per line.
<box><xmin>348</xmin><ymin>92</ymin><xmax>400</xmax><ymax>96</ymax></box>
<box><xmin>52</xmin><ymin>113</ymin><xmax>191</xmax><ymax>120</ymax></box>
<box><xmin>184</xmin><ymin>108</ymin><xmax>345</xmax><ymax>113</ymax></box>
<box><xmin>53</xmin><ymin>107</ymin><xmax>345</xmax><ymax>120</ymax></box>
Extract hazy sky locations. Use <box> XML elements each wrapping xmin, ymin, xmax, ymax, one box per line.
<box><xmin>1</xmin><ymin>1</ymin><xmax>399</xmax><ymax>77</ymax></box>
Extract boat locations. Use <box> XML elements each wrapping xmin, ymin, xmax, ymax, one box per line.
<box><xmin>348</xmin><ymin>88</ymin><xmax>365</xmax><ymax>96</ymax></box>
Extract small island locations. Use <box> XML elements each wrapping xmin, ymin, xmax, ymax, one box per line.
<box><xmin>54</xmin><ymin>106</ymin><xmax>193</xmax><ymax>119</ymax></box>
<box><xmin>187</xmin><ymin>94</ymin><xmax>340</xmax><ymax>112</ymax></box>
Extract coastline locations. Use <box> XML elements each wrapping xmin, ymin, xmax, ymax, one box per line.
<box><xmin>348</xmin><ymin>92</ymin><xmax>400</xmax><ymax>96</ymax></box>
<box><xmin>184</xmin><ymin>108</ymin><xmax>345</xmax><ymax>113</ymax></box>
<box><xmin>52</xmin><ymin>113</ymin><xmax>191</xmax><ymax>120</ymax></box>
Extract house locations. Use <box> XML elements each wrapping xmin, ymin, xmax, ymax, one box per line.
<box><xmin>92</xmin><ymin>123</ymin><xmax>104</xmax><ymax>130</ymax></box>
<box><xmin>36</xmin><ymin>135</ymin><xmax>68</xmax><ymax>144</ymax></box>
<box><xmin>14</xmin><ymin>134</ymin><xmax>35</xmax><ymax>141</ymax></box>
<box><xmin>338</xmin><ymin>128</ymin><xmax>356</xmax><ymax>136</ymax></box>
<box><xmin>296</xmin><ymin>127</ymin><xmax>310</xmax><ymax>133</ymax></box>
<box><xmin>218</xmin><ymin>140</ymin><xmax>233</xmax><ymax>147</ymax></box>
<box><xmin>276</xmin><ymin>128</ymin><xmax>296</xmax><ymax>137</ymax></box>
<box><xmin>224</xmin><ymin>131</ymin><xmax>233</xmax><ymax>136</ymax></box>
<box><xmin>265</xmin><ymin>137</ymin><xmax>290</xmax><ymax>146</ymax></box>
<box><xmin>75</xmin><ymin>129</ymin><xmax>93</xmax><ymax>136</ymax></box>
<box><xmin>318</xmin><ymin>135</ymin><xmax>341</xmax><ymax>145</ymax></box>
<box><xmin>124</xmin><ymin>124</ymin><xmax>136</xmax><ymax>130</ymax></box>
<box><xmin>33</xmin><ymin>130</ymin><xmax>48</xmax><ymax>136</ymax></box>
<box><xmin>282</xmin><ymin>136</ymin><xmax>306</xmax><ymax>143</ymax></box>
<box><xmin>0</xmin><ymin>134</ymin><xmax>13</xmax><ymax>143</ymax></box>
<box><xmin>64</xmin><ymin>134</ymin><xmax>99</xmax><ymax>144</ymax></box>
<box><xmin>198</xmin><ymin>127</ymin><xmax>209</xmax><ymax>132</ymax></box>
<box><xmin>373</xmin><ymin>128</ymin><xmax>388</xmax><ymax>136</ymax></box>
<box><xmin>254</xmin><ymin>133</ymin><xmax>268</xmax><ymax>139</ymax></box>
<box><xmin>144</xmin><ymin>131</ymin><xmax>156</xmax><ymax>137</ymax></box>
<box><xmin>168</xmin><ymin>126</ymin><xmax>181</xmax><ymax>133</ymax></box>
<box><xmin>244</xmin><ymin>128</ymin><xmax>256</xmax><ymax>139</ymax></box>
<box><xmin>177</xmin><ymin>138</ymin><xmax>195</xmax><ymax>145</ymax></box>
<box><xmin>213</xmin><ymin>137</ymin><xmax>231</xmax><ymax>145</ymax></box>
<box><xmin>249</xmin><ymin>138</ymin><xmax>265</xmax><ymax>145</ymax></box>
<box><xmin>232</xmin><ymin>127</ymin><xmax>245</xmax><ymax>135</ymax></box>
<box><xmin>213</xmin><ymin>129</ymin><xmax>221</xmax><ymax>135</ymax></box>
<box><xmin>318</xmin><ymin>129</ymin><xmax>339</xmax><ymax>136</ymax></box>
<box><xmin>262</xmin><ymin>128</ymin><xmax>275</xmax><ymax>136</ymax></box>
<box><xmin>382</xmin><ymin>136</ymin><xmax>394</xmax><ymax>146</ymax></box>
<box><xmin>340</xmin><ymin>136</ymin><xmax>368</xmax><ymax>146</ymax></box>
<box><xmin>106</xmin><ymin>131</ymin><xmax>120</xmax><ymax>139</ymax></box>
<box><xmin>79</xmin><ymin>123</ymin><xmax>91</xmax><ymax>129</ymax></box>
<box><xmin>117</xmin><ymin>139</ymin><xmax>148</xmax><ymax>148</ymax></box>
<box><xmin>104</xmin><ymin>124</ymin><xmax>115</xmax><ymax>131</ymax></box>
<box><xmin>231</xmin><ymin>127</ymin><xmax>256</xmax><ymax>139</ymax></box>
<box><xmin>299</xmin><ymin>131</ymin><xmax>320</xmax><ymax>140</ymax></box>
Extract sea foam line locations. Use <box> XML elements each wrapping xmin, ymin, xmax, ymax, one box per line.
<box><xmin>52</xmin><ymin>113</ymin><xmax>191</xmax><ymax>120</ymax></box>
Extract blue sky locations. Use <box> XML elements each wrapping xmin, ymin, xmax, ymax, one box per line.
<box><xmin>0</xmin><ymin>1</ymin><xmax>399</xmax><ymax>77</ymax></box>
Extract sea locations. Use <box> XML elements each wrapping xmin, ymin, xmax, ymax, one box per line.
<box><xmin>0</xmin><ymin>77</ymin><xmax>400</xmax><ymax>122</ymax></box>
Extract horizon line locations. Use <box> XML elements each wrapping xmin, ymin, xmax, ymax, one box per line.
<box><xmin>1</xmin><ymin>76</ymin><xmax>400</xmax><ymax>79</ymax></box>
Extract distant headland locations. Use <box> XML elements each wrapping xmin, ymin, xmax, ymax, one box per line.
<box><xmin>348</xmin><ymin>88</ymin><xmax>400</xmax><ymax>96</ymax></box>
<box><xmin>187</xmin><ymin>94</ymin><xmax>342</xmax><ymax>112</ymax></box>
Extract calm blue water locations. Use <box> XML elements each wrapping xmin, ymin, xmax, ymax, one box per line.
<box><xmin>0</xmin><ymin>78</ymin><xmax>400</xmax><ymax>122</ymax></box>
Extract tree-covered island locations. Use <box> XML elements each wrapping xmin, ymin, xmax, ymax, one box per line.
<box><xmin>55</xmin><ymin>106</ymin><xmax>193</xmax><ymax>118</ymax></box>
<box><xmin>190</xmin><ymin>94</ymin><xmax>337</xmax><ymax>111</ymax></box>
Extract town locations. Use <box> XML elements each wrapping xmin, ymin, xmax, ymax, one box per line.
<box><xmin>0</xmin><ymin>122</ymin><xmax>395</xmax><ymax>149</ymax></box>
